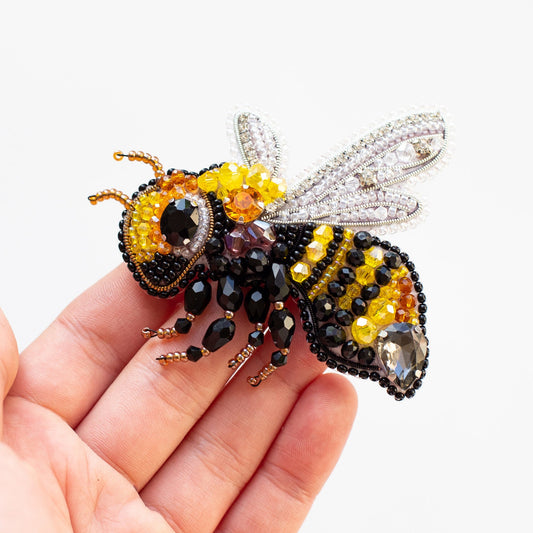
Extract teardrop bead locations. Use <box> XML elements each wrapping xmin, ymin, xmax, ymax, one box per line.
<box><xmin>269</xmin><ymin>308</ymin><xmax>296</xmax><ymax>349</ymax></box>
<box><xmin>184</xmin><ymin>279</ymin><xmax>212</xmax><ymax>316</ymax></box>
<box><xmin>244</xmin><ymin>286</ymin><xmax>270</xmax><ymax>323</ymax></box>
<box><xmin>217</xmin><ymin>275</ymin><xmax>243</xmax><ymax>312</ymax></box>
<box><xmin>266</xmin><ymin>263</ymin><xmax>290</xmax><ymax>302</ymax></box>
<box><xmin>202</xmin><ymin>318</ymin><xmax>236</xmax><ymax>352</ymax></box>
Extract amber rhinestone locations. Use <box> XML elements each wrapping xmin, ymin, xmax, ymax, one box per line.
<box><xmin>224</xmin><ymin>187</ymin><xmax>264</xmax><ymax>222</ymax></box>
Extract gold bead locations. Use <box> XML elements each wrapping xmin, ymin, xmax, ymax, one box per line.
<box><xmin>186</xmin><ymin>313</ymin><xmax>196</xmax><ymax>322</ymax></box>
<box><xmin>274</xmin><ymin>301</ymin><xmax>284</xmax><ymax>310</ymax></box>
<box><xmin>201</xmin><ymin>347</ymin><xmax>210</xmax><ymax>357</ymax></box>
<box><xmin>280</xmin><ymin>348</ymin><xmax>289</xmax><ymax>355</ymax></box>
<box><xmin>224</xmin><ymin>310</ymin><xmax>234</xmax><ymax>319</ymax></box>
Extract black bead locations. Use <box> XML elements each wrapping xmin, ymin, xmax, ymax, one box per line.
<box><xmin>290</xmin><ymin>287</ymin><xmax>299</xmax><ymax>298</ymax></box>
<box><xmin>133</xmin><ymin>272</ymin><xmax>141</xmax><ymax>282</ymax></box>
<box><xmin>395</xmin><ymin>392</ymin><xmax>405</xmax><ymax>401</ymax></box>
<box><xmin>358</xmin><ymin>346</ymin><xmax>375</xmax><ymax>365</ymax></box>
<box><xmin>405</xmin><ymin>389</ymin><xmax>416</xmax><ymax>399</ymax></box>
<box><xmin>348</xmin><ymin>368</ymin><xmax>358</xmax><ymax>376</ymax></box>
<box><xmin>341</xmin><ymin>340</ymin><xmax>359</xmax><ymax>359</ymax></box>
<box><xmin>316</xmin><ymin>260</ymin><xmax>326</xmax><ymax>271</ymax></box>
<box><xmin>317</xmin><ymin>352</ymin><xmax>328</xmax><ymax>362</ymax></box>
<box><xmin>361</xmin><ymin>284</ymin><xmax>380</xmax><ymax>300</ymax></box>
<box><xmin>184</xmin><ymin>279</ymin><xmax>212</xmax><ymax>316</ymax></box>
<box><xmin>317</xmin><ymin>323</ymin><xmax>346</xmax><ymax>347</ymax></box>
<box><xmin>118</xmin><ymin>242</ymin><xmax>126</xmax><ymax>253</ymax></box>
<box><xmin>419</xmin><ymin>314</ymin><xmax>427</xmax><ymax>325</ymax></box>
<box><xmin>160</xmin><ymin>198</ymin><xmax>199</xmax><ymax>246</ymax></box>
<box><xmin>127</xmin><ymin>261</ymin><xmax>136</xmax><ymax>272</ymax></box>
<box><xmin>244</xmin><ymin>286</ymin><xmax>270</xmax><ymax>323</ymax></box>
<box><xmin>418</xmin><ymin>303</ymin><xmax>427</xmax><ymax>313</ymax></box>
<box><xmin>187</xmin><ymin>345</ymin><xmax>203</xmax><ymax>362</ymax></box>
<box><xmin>302</xmin><ymin>321</ymin><xmax>313</xmax><ymax>332</ymax></box>
<box><xmin>210</xmin><ymin>255</ymin><xmax>229</xmax><ymax>276</ymax></box>
<box><xmin>381</xmin><ymin>240</ymin><xmax>391</xmax><ymax>250</ymax></box>
<box><xmin>359</xmin><ymin>370</ymin><xmax>369</xmax><ymax>379</ymax></box>
<box><xmin>271</xmin><ymin>242</ymin><xmax>289</xmax><ymax>262</ymax></box>
<box><xmin>202</xmin><ymin>318</ymin><xmax>235</xmax><ymax>352</ymax></box>
<box><xmin>370</xmin><ymin>372</ymin><xmax>380</xmax><ymax>382</ymax></box>
<box><xmin>248</xmin><ymin>330</ymin><xmax>264</xmax><ymax>347</ymax></box>
<box><xmin>338</xmin><ymin>267</ymin><xmax>355</xmax><ymax>285</ymax></box>
<box><xmin>337</xmin><ymin>364</ymin><xmax>348</xmax><ymax>373</ymax></box>
<box><xmin>418</xmin><ymin>292</ymin><xmax>426</xmax><ymax>303</ymax></box>
<box><xmin>375</xmin><ymin>266</ymin><xmax>392</xmax><ymax>286</ymax></box>
<box><xmin>405</xmin><ymin>261</ymin><xmax>415</xmax><ymax>272</ymax></box>
<box><xmin>328</xmin><ymin>281</ymin><xmax>346</xmax><ymax>297</ymax></box>
<box><xmin>271</xmin><ymin>350</ymin><xmax>288</xmax><ymax>367</ymax></box>
<box><xmin>335</xmin><ymin>309</ymin><xmax>353</xmax><ymax>326</ymax></box>
<box><xmin>307</xmin><ymin>275</ymin><xmax>318</xmax><ymax>285</ymax></box>
<box><xmin>313</xmin><ymin>293</ymin><xmax>336</xmax><ymax>321</ymax></box>
<box><xmin>400</xmin><ymin>252</ymin><xmax>409</xmax><ymax>262</ymax></box>
<box><xmin>351</xmin><ymin>297</ymin><xmax>367</xmax><ymax>316</ymax></box>
<box><xmin>326</xmin><ymin>359</ymin><xmax>337</xmax><ymax>369</ymax></box>
<box><xmin>266</xmin><ymin>263</ymin><xmax>290</xmax><ymax>302</ymax></box>
<box><xmin>174</xmin><ymin>317</ymin><xmax>192</xmax><ymax>334</ymax></box>
<box><xmin>379</xmin><ymin>377</ymin><xmax>389</xmax><ymax>388</ymax></box>
<box><xmin>414</xmin><ymin>281</ymin><xmax>423</xmax><ymax>292</ymax></box>
<box><xmin>292</xmin><ymin>250</ymin><xmax>303</xmax><ymax>260</ymax></box>
<box><xmin>229</xmin><ymin>257</ymin><xmax>247</xmax><ymax>277</ymax></box>
<box><xmin>347</xmin><ymin>248</ymin><xmax>365</xmax><ymax>267</ymax></box>
<box><xmin>179</xmin><ymin>279</ymin><xmax>188</xmax><ymax>288</ymax></box>
<box><xmin>353</xmin><ymin>231</ymin><xmax>373</xmax><ymax>249</ymax></box>
<box><xmin>217</xmin><ymin>275</ymin><xmax>243</xmax><ymax>312</ymax></box>
<box><xmin>269</xmin><ymin>309</ymin><xmax>296</xmax><ymax>349</ymax></box>
<box><xmin>205</xmin><ymin>237</ymin><xmax>224</xmax><ymax>255</ymax></box>
<box><xmin>310</xmin><ymin>343</ymin><xmax>320</xmax><ymax>353</ymax></box>
<box><xmin>246</xmin><ymin>248</ymin><xmax>270</xmax><ymax>274</ymax></box>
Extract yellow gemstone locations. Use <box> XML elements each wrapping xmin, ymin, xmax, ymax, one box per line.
<box><xmin>137</xmin><ymin>223</ymin><xmax>151</xmax><ymax>236</ymax></box>
<box><xmin>356</xmin><ymin>264</ymin><xmax>375</xmax><ymax>285</ymax></box>
<box><xmin>224</xmin><ymin>187</ymin><xmax>264</xmax><ymax>222</ymax></box>
<box><xmin>344</xmin><ymin>228</ymin><xmax>355</xmax><ymax>239</ymax></box>
<box><xmin>265</xmin><ymin>176</ymin><xmax>287</xmax><ymax>201</ymax></box>
<box><xmin>364</xmin><ymin>246</ymin><xmax>384</xmax><ymax>267</ymax></box>
<box><xmin>392</xmin><ymin>265</ymin><xmax>409</xmax><ymax>280</ymax></box>
<box><xmin>245</xmin><ymin>164</ymin><xmax>271</xmax><ymax>190</ymax></box>
<box><xmin>140</xmin><ymin>206</ymin><xmax>154</xmax><ymax>221</ymax></box>
<box><xmin>290</xmin><ymin>261</ymin><xmax>311</xmax><ymax>283</ymax></box>
<box><xmin>339</xmin><ymin>295</ymin><xmax>352</xmax><ymax>310</ymax></box>
<box><xmin>408</xmin><ymin>311</ymin><xmax>420</xmax><ymax>325</ymax></box>
<box><xmin>352</xmin><ymin>316</ymin><xmax>378</xmax><ymax>345</ymax></box>
<box><xmin>367</xmin><ymin>298</ymin><xmax>396</xmax><ymax>326</ymax></box>
<box><xmin>218</xmin><ymin>162</ymin><xmax>246</xmax><ymax>190</ymax></box>
<box><xmin>306</xmin><ymin>240</ymin><xmax>326</xmax><ymax>262</ymax></box>
<box><xmin>346</xmin><ymin>283</ymin><xmax>361</xmax><ymax>298</ymax></box>
<box><xmin>313</xmin><ymin>224</ymin><xmax>333</xmax><ymax>244</ymax></box>
<box><xmin>217</xmin><ymin>185</ymin><xmax>229</xmax><ymax>200</ymax></box>
<box><xmin>198</xmin><ymin>170</ymin><xmax>219</xmax><ymax>192</ymax></box>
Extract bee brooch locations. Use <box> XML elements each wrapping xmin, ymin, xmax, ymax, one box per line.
<box><xmin>89</xmin><ymin>111</ymin><xmax>446</xmax><ymax>400</ymax></box>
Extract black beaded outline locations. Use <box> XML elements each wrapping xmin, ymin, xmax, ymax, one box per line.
<box><xmin>291</xmin><ymin>232</ymin><xmax>429</xmax><ymax>401</ymax></box>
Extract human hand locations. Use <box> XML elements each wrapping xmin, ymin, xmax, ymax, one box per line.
<box><xmin>0</xmin><ymin>266</ymin><xmax>357</xmax><ymax>532</ymax></box>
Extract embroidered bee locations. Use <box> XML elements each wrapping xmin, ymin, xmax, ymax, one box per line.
<box><xmin>89</xmin><ymin>111</ymin><xmax>446</xmax><ymax>400</ymax></box>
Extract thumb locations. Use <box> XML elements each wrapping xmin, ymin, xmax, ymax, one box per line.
<box><xmin>0</xmin><ymin>308</ymin><xmax>18</xmax><ymax>435</ymax></box>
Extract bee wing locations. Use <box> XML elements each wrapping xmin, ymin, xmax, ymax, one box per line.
<box><xmin>263</xmin><ymin>111</ymin><xmax>446</xmax><ymax>230</ymax></box>
<box><xmin>232</xmin><ymin>111</ymin><xmax>285</xmax><ymax>178</ymax></box>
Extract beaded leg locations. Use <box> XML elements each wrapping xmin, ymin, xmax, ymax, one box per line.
<box><xmin>228</xmin><ymin>283</ymin><xmax>270</xmax><ymax>370</ymax></box>
<box><xmin>145</xmin><ymin>276</ymin><xmax>211</xmax><ymax>341</ymax></box>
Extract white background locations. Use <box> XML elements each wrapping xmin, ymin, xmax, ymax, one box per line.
<box><xmin>1</xmin><ymin>1</ymin><xmax>531</xmax><ymax>531</ymax></box>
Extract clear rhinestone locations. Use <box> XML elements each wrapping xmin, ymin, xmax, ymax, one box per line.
<box><xmin>376</xmin><ymin>323</ymin><xmax>427</xmax><ymax>391</ymax></box>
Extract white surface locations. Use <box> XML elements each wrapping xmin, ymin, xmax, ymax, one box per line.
<box><xmin>1</xmin><ymin>1</ymin><xmax>531</xmax><ymax>531</ymax></box>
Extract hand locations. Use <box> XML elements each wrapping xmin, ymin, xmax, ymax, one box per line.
<box><xmin>0</xmin><ymin>265</ymin><xmax>357</xmax><ymax>532</ymax></box>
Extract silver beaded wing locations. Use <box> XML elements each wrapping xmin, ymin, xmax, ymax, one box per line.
<box><xmin>233</xmin><ymin>111</ymin><xmax>447</xmax><ymax>232</ymax></box>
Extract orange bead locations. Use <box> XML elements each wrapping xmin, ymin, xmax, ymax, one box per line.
<box><xmin>185</xmin><ymin>177</ymin><xmax>198</xmax><ymax>193</ymax></box>
<box><xmin>400</xmin><ymin>293</ymin><xmax>416</xmax><ymax>309</ymax></box>
<box><xmin>395</xmin><ymin>308</ymin><xmax>410</xmax><ymax>322</ymax></box>
<box><xmin>398</xmin><ymin>277</ymin><xmax>413</xmax><ymax>294</ymax></box>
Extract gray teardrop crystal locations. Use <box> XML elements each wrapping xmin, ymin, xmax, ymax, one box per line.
<box><xmin>376</xmin><ymin>323</ymin><xmax>427</xmax><ymax>391</ymax></box>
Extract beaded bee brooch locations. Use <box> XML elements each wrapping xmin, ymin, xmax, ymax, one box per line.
<box><xmin>89</xmin><ymin>111</ymin><xmax>446</xmax><ymax>400</ymax></box>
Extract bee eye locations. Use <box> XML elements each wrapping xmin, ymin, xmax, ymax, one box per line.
<box><xmin>160</xmin><ymin>198</ymin><xmax>199</xmax><ymax>246</ymax></box>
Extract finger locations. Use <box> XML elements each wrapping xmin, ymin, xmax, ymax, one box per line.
<box><xmin>75</xmin><ymin>298</ymin><xmax>255</xmax><ymax>488</ymax></box>
<box><xmin>139</xmin><ymin>322</ymin><xmax>331</xmax><ymax>532</ymax></box>
<box><xmin>11</xmin><ymin>265</ymin><xmax>177</xmax><ymax>427</ymax></box>
<box><xmin>218</xmin><ymin>374</ymin><xmax>357</xmax><ymax>533</ymax></box>
<box><xmin>0</xmin><ymin>308</ymin><xmax>18</xmax><ymax>434</ymax></box>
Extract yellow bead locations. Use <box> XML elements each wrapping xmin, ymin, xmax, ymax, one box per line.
<box><xmin>198</xmin><ymin>170</ymin><xmax>219</xmax><ymax>192</ymax></box>
<box><xmin>290</xmin><ymin>261</ymin><xmax>311</xmax><ymax>283</ymax></box>
<box><xmin>344</xmin><ymin>229</ymin><xmax>355</xmax><ymax>239</ymax></box>
<box><xmin>224</xmin><ymin>187</ymin><xmax>264</xmax><ymax>223</ymax></box>
<box><xmin>346</xmin><ymin>283</ymin><xmax>361</xmax><ymax>298</ymax></box>
<box><xmin>352</xmin><ymin>316</ymin><xmax>378</xmax><ymax>345</ymax></box>
<box><xmin>266</xmin><ymin>176</ymin><xmax>287</xmax><ymax>201</ymax></box>
<box><xmin>313</xmin><ymin>224</ymin><xmax>333</xmax><ymax>244</ymax></box>
<box><xmin>306</xmin><ymin>240</ymin><xmax>326</xmax><ymax>262</ymax></box>
<box><xmin>356</xmin><ymin>264</ymin><xmax>375</xmax><ymax>285</ymax></box>
<box><xmin>364</xmin><ymin>246</ymin><xmax>384</xmax><ymax>268</ymax></box>
<box><xmin>140</xmin><ymin>206</ymin><xmax>153</xmax><ymax>221</ymax></box>
<box><xmin>392</xmin><ymin>265</ymin><xmax>409</xmax><ymax>280</ymax></box>
<box><xmin>137</xmin><ymin>223</ymin><xmax>151</xmax><ymax>236</ymax></box>
<box><xmin>218</xmin><ymin>162</ymin><xmax>245</xmax><ymax>190</ymax></box>
<box><xmin>367</xmin><ymin>298</ymin><xmax>396</xmax><ymax>326</ymax></box>
<box><xmin>245</xmin><ymin>164</ymin><xmax>270</xmax><ymax>190</ymax></box>
<box><xmin>339</xmin><ymin>295</ymin><xmax>352</xmax><ymax>310</ymax></box>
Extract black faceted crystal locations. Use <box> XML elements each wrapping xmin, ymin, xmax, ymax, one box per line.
<box><xmin>317</xmin><ymin>323</ymin><xmax>346</xmax><ymax>347</ymax></box>
<box><xmin>384</xmin><ymin>251</ymin><xmax>402</xmax><ymax>269</ymax></box>
<box><xmin>248</xmin><ymin>330</ymin><xmax>265</xmax><ymax>348</ymax></box>
<box><xmin>217</xmin><ymin>275</ymin><xmax>243</xmax><ymax>312</ymax></box>
<box><xmin>313</xmin><ymin>294</ymin><xmax>336</xmax><ymax>321</ymax></box>
<box><xmin>266</xmin><ymin>263</ymin><xmax>290</xmax><ymax>302</ymax></box>
<box><xmin>347</xmin><ymin>248</ymin><xmax>365</xmax><ymax>267</ymax></box>
<box><xmin>174</xmin><ymin>317</ymin><xmax>192</xmax><ymax>334</ymax></box>
<box><xmin>160</xmin><ymin>198</ymin><xmax>199</xmax><ymax>246</ymax></box>
<box><xmin>186</xmin><ymin>346</ymin><xmax>203</xmax><ymax>362</ymax></box>
<box><xmin>361</xmin><ymin>284</ymin><xmax>380</xmax><ymax>300</ymax></box>
<box><xmin>358</xmin><ymin>346</ymin><xmax>375</xmax><ymax>365</ymax></box>
<box><xmin>271</xmin><ymin>350</ymin><xmax>288</xmax><ymax>367</ymax></box>
<box><xmin>246</xmin><ymin>248</ymin><xmax>270</xmax><ymax>274</ymax></box>
<box><xmin>341</xmin><ymin>340</ymin><xmax>359</xmax><ymax>359</ymax></box>
<box><xmin>375</xmin><ymin>265</ymin><xmax>392</xmax><ymax>286</ymax></box>
<box><xmin>353</xmin><ymin>231</ymin><xmax>373</xmax><ymax>249</ymax></box>
<box><xmin>244</xmin><ymin>287</ymin><xmax>270</xmax><ymax>323</ymax></box>
<box><xmin>269</xmin><ymin>309</ymin><xmax>296</xmax><ymax>349</ymax></box>
<box><xmin>338</xmin><ymin>267</ymin><xmax>356</xmax><ymax>285</ymax></box>
<box><xmin>328</xmin><ymin>281</ymin><xmax>346</xmax><ymax>297</ymax></box>
<box><xmin>335</xmin><ymin>309</ymin><xmax>353</xmax><ymax>326</ymax></box>
<box><xmin>351</xmin><ymin>297</ymin><xmax>367</xmax><ymax>316</ymax></box>
<box><xmin>184</xmin><ymin>280</ymin><xmax>211</xmax><ymax>316</ymax></box>
<box><xmin>202</xmin><ymin>318</ymin><xmax>235</xmax><ymax>352</ymax></box>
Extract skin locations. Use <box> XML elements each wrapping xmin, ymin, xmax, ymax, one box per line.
<box><xmin>0</xmin><ymin>265</ymin><xmax>357</xmax><ymax>532</ymax></box>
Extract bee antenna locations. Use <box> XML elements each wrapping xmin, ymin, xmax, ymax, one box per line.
<box><xmin>114</xmin><ymin>150</ymin><xmax>165</xmax><ymax>180</ymax></box>
<box><xmin>88</xmin><ymin>189</ymin><xmax>133</xmax><ymax>209</ymax></box>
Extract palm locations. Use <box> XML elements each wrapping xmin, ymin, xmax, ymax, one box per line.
<box><xmin>0</xmin><ymin>266</ymin><xmax>356</xmax><ymax>532</ymax></box>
